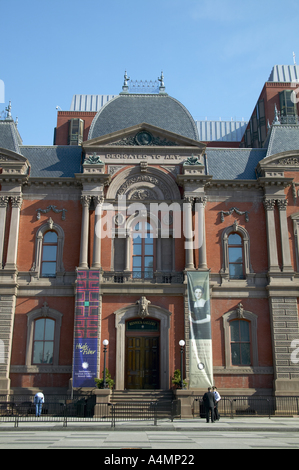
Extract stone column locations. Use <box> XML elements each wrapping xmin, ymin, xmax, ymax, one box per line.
<box><xmin>4</xmin><ymin>196</ymin><xmax>22</xmax><ymax>270</ymax></box>
<box><xmin>263</xmin><ymin>198</ymin><xmax>280</xmax><ymax>272</ymax></box>
<box><xmin>0</xmin><ymin>196</ymin><xmax>9</xmax><ymax>268</ymax></box>
<box><xmin>79</xmin><ymin>195</ymin><xmax>91</xmax><ymax>269</ymax></box>
<box><xmin>156</xmin><ymin>232</ymin><xmax>162</xmax><ymax>271</ymax></box>
<box><xmin>183</xmin><ymin>197</ymin><xmax>194</xmax><ymax>269</ymax></box>
<box><xmin>125</xmin><ymin>234</ymin><xmax>131</xmax><ymax>271</ymax></box>
<box><xmin>277</xmin><ymin>199</ymin><xmax>293</xmax><ymax>272</ymax></box>
<box><xmin>92</xmin><ymin>196</ymin><xmax>104</xmax><ymax>269</ymax></box>
<box><xmin>195</xmin><ymin>196</ymin><xmax>207</xmax><ymax>269</ymax></box>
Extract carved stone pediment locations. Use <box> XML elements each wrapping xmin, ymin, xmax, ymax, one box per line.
<box><xmin>0</xmin><ymin>148</ymin><xmax>30</xmax><ymax>177</ymax></box>
<box><xmin>83</xmin><ymin>122</ymin><xmax>206</xmax><ymax>150</ymax></box>
<box><xmin>257</xmin><ymin>150</ymin><xmax>299</xmax><ymax>177</ymax></box>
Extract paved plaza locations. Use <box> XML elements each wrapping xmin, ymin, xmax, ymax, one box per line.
<box><xmin>0</xmin><ymin>417</ymin><xmax>298</xmax><ymax>450</ymax></box>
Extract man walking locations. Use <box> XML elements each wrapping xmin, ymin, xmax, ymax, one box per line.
<box><xmin>202</xmin><ymin>387</ymin><xmax>216</xmax><ymax>423</ymax></box>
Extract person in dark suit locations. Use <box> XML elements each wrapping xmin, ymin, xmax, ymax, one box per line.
<box><xmin>202</xmin><ymin>387</ymin><xmax>216</xmax><ymax>423</ymax></box>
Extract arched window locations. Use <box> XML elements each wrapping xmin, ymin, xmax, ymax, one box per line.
<box><xmin>230</xmin><ymin>319</ymin><xmax>251</xmax><ymax>365</ymax></box>
<box><xmin>26</xmin><ymin>305</ymin><xmax>63</xmax><ymax>368</ymax></box>
<box><xmin>221</xmin><ymin>223</ymin><xmax>254</xmax><ymax>282</ymax></box>
<box><xmin>228</xmin><ymin>233</ymin><xmax>244</xmax><ymax>279</ymax></box>
<box><xmin>31</xmin><ymin>219</ymin><xmax>65</xmax><ymax>280</ymax></box>
<box><xmin>132</xmin><ymin>221</ymin><xmax>154</xmax><ymax>279</ymax></box>
<box><xmin>32</xmin><ymin>318</ymin><xmax>55</xmax><ymax>364</ymax></box>
<box><xmin>41</xmin><ymin>231</ymin><xmax>58</xmax><ymax>277</ymax></box>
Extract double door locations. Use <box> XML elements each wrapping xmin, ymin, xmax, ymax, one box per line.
<box><xmin>125</xmin><ymin>336</ymin><xmax>159</xmax><ymax>389</ymax></box>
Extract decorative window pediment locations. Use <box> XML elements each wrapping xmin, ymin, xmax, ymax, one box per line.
<box><xmin>222</xmin><ymin>305</ymin><xmax>258</xmax><ymax>369</ymax></box>
<box><xmin>220</xmin><ymin>222</ymin><xmax>254</xmax><ymax>283</ymax></box>
<box><xmin>30</xmin><ymin>218</ymin><xmax>65</xmax><ymax>280</ymax></box>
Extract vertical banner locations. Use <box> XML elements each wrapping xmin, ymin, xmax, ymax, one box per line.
<box><xmin>73</xmin><ymin>270</ymin><xmax>100</xmax><ymax>388</ymax></box>
<box><xmin>187</xmin><ymin>271</ymin><xmax>213</xmax><ymax>388</ymax></box>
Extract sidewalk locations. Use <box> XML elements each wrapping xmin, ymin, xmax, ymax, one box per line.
<box><xmin>0</xmin><ymin>416</ymin><xmax>299</xmax><ymax>432</ymax></box>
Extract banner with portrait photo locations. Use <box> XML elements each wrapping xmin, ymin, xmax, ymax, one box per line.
<box><xmin>187</xmin><ymin>271</ymin><xmax>213</xmax><ymax>388</ymax></box>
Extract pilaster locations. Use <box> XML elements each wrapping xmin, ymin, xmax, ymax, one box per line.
<box><xmin>4</xmin><ymin>196</ymin><xmax>23</xmax><ymax>270</ymax></box>
<box><xmin>79</xmin><ymin>195</ymin><xmax>92</xmax><ymax>268</ymax></box>
<box><xmin>0</xmin><ymin>295</ymin><xmax>16</xmax><ymax>394</ymax></box>
<box><xmin>269</xmin><ymin>297</ymin><xmax>299</xmax><ymax>396</ymax></box>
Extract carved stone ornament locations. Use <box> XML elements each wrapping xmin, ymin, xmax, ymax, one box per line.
<box><xmin>278</xmin><ymin>157</ymin><xmax>299</xmax><ymax>166</ymax></box>
<box><xmin>41</xmin><ymin>302</ymin><xmax>50</xmax><ymax>317</ymax></box>
<box><xmin>110</xmin><ymin>133</ymin><xmax>179</xmax><ymax>147</ymax></box>
<box><xmin>263</xmin><ymin>198</ymin><xmax>276</xmax><ymax>211</ymax></box>
<box><xmin>183</xmin><ymin>154</ymin><xmax>201</xmax><ymax>166</ymax></box>
<box><xmin>130</xmin><ymin>188</ymin><xmax>156</xmax><ymax>200</ymax></box>
<box><xmin>81</xmin><ymin>195</ymin><xmax>92</xmax><ymax>207</ymax></box>
<box><xmin>116</xmin><ymin>174</ymin><xmax>171</xmax><ymax>200</ymax></box>
<box><xmin>237</xmin><ymin>303</ymin><xmax>244</xmax><ymax>319</ymax></box>
<box><xmin>0</xmin><ymin>196</ymin><xmax>9</xmax><ymax>208</ymax></box>
<box><xmin>11</xmin><ymin>196</ymin><xmax>23</xmax><ymax>209</ymax></box>
<box><xmin>47</xmin><ymin>217</ymin><xmax>54</xmax><ymax>230</ymax></box>
<box><xmin>219</xmin><ymin>207</ymin><xmax>249</xmax><ymax>223</ymax></box>
<box><xmin>36</xmin><ymin>205</ymin><xmax>67</xmax><ymax>221</ymax></box>
<box><xmin>277</xmin><ymin>199</ymin><xmax>288</xmax><ymax>211</ymax></box>
<box><xmin>84</xmin><ymin>153</ymin><xmax>104</xmax><ymax>164</ymax></box>
<box><xmin>135</xmin><ymin>131</ymin><xmax>153</xmax><ymax>146</ymax></box>
<box><xmin>136</xmin><ymin>296</ymin><xmax>151</xmax><ymax>319</ymax></box>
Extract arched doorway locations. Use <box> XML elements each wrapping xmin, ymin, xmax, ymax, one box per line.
<box><xmin>125</xmin><ymin>318</ymin><xmax>160</xmax><ymax>389</ymax></box>
<box><xmin>114</xmin><ymin>302</ymin><xmax>171</xmax><ymax>390</ymax></box>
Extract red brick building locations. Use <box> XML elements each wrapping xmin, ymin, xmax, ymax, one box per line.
<box><xmin>0</xmin><ymin>67</ymin><xmax>299</xmax><ymax>401</ymax></box>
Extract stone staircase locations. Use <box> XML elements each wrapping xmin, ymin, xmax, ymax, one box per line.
<box><xmin>109</xmin><ymin>390</ymin><xmax>178</xmax><ymax>420</ymax></box>
<box><xmin>110</xmin><ymin>389</ymin><xmax>174</xmax><ymax>404</ymax></box>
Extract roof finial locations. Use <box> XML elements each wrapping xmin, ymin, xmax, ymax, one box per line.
<box><xmin>122</xmin><ymin>70</ymin><xmax>130</xmax><ymax>93</ymax></box>
<box><xmin>5</xmin><ymin>101</ymin><xmax>13</xmax><ymax>120</ymax></box>
<box><xmin>273</xmin><ymin>103</ymin><xmax>280</xmax><ymax>125</ymax></box>
<box><xmin>158</xmin><ymin>71</ymin><xmax>166</xmax><ymax>93</ymax></box>
<box><xmin>293</xmin><ymin>52</ymin><xmax>297</xmax><ymax>66</ymax></box>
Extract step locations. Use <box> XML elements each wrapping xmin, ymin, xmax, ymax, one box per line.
<box><xmin>110</xmin><ymin>390</ymin><xmax>174</xmax><ymax>404</ymax></box>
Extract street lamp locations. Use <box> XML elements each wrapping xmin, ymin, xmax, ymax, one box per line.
<box><xmin>179</xmin><ymin>340</ymin><xmax>185</xmax><ymax>389</ymax></box>
<box><xmin>103</xmin><ymin>339</ymin><xmax>109</xmax><ymax>388</ymax></box>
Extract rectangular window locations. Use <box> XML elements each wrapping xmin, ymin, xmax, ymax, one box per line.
<box><xmin>230</xmin><ymin>320</ymin><xmax>251</xmax><ymax>366</ymax></box>
<box><xmin>32</xmin><ymin>318</ymin><xmax>55</xmax><ymax>364</ymax></box>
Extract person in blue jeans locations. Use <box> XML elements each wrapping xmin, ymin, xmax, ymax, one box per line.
<box><xmin>34</xmin><ymin>392</ymin><xmax>44</xmax><ymax>417</ymax></box>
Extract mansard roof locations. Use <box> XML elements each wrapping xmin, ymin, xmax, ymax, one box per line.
<box><xmin>0</xmin><ymin>119</ymin><xmax>22</xmax><ymax>154</ymax></box>
<box><xmin>205</xmin><ymin>148</ymin><xmax>267</xmax><ymax>180</ymax></box>
<box><xmin>88</xmin><ymin>94</ymin><xmax>199</xmax><ymax>142</ymax></box>
<box><xmin>266</xmin><ymin>124</ymin><xmax>299</xmax><ymax>157</ymax></box>
<box><xmin>20</xmin><ymin>146</ymin><xmax>82</xmax><ymax>178</ymax></box>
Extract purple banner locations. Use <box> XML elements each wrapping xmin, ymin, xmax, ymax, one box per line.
<box><xmin>72</xmin><ymin>270</ymin><xmax>100</xmax><ymax>388</ymax></box>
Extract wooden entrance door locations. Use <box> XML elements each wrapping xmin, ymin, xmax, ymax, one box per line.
<box><xmin>125</xmin><ymin>336</ymin><xmax>159</xmax><ymax>389</ymax></box>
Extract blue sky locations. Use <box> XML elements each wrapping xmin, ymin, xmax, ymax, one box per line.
<box><xmin>1</xmin><ymin>0</ymin><xmax>299</xmax><ymax>145</ymax></box>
